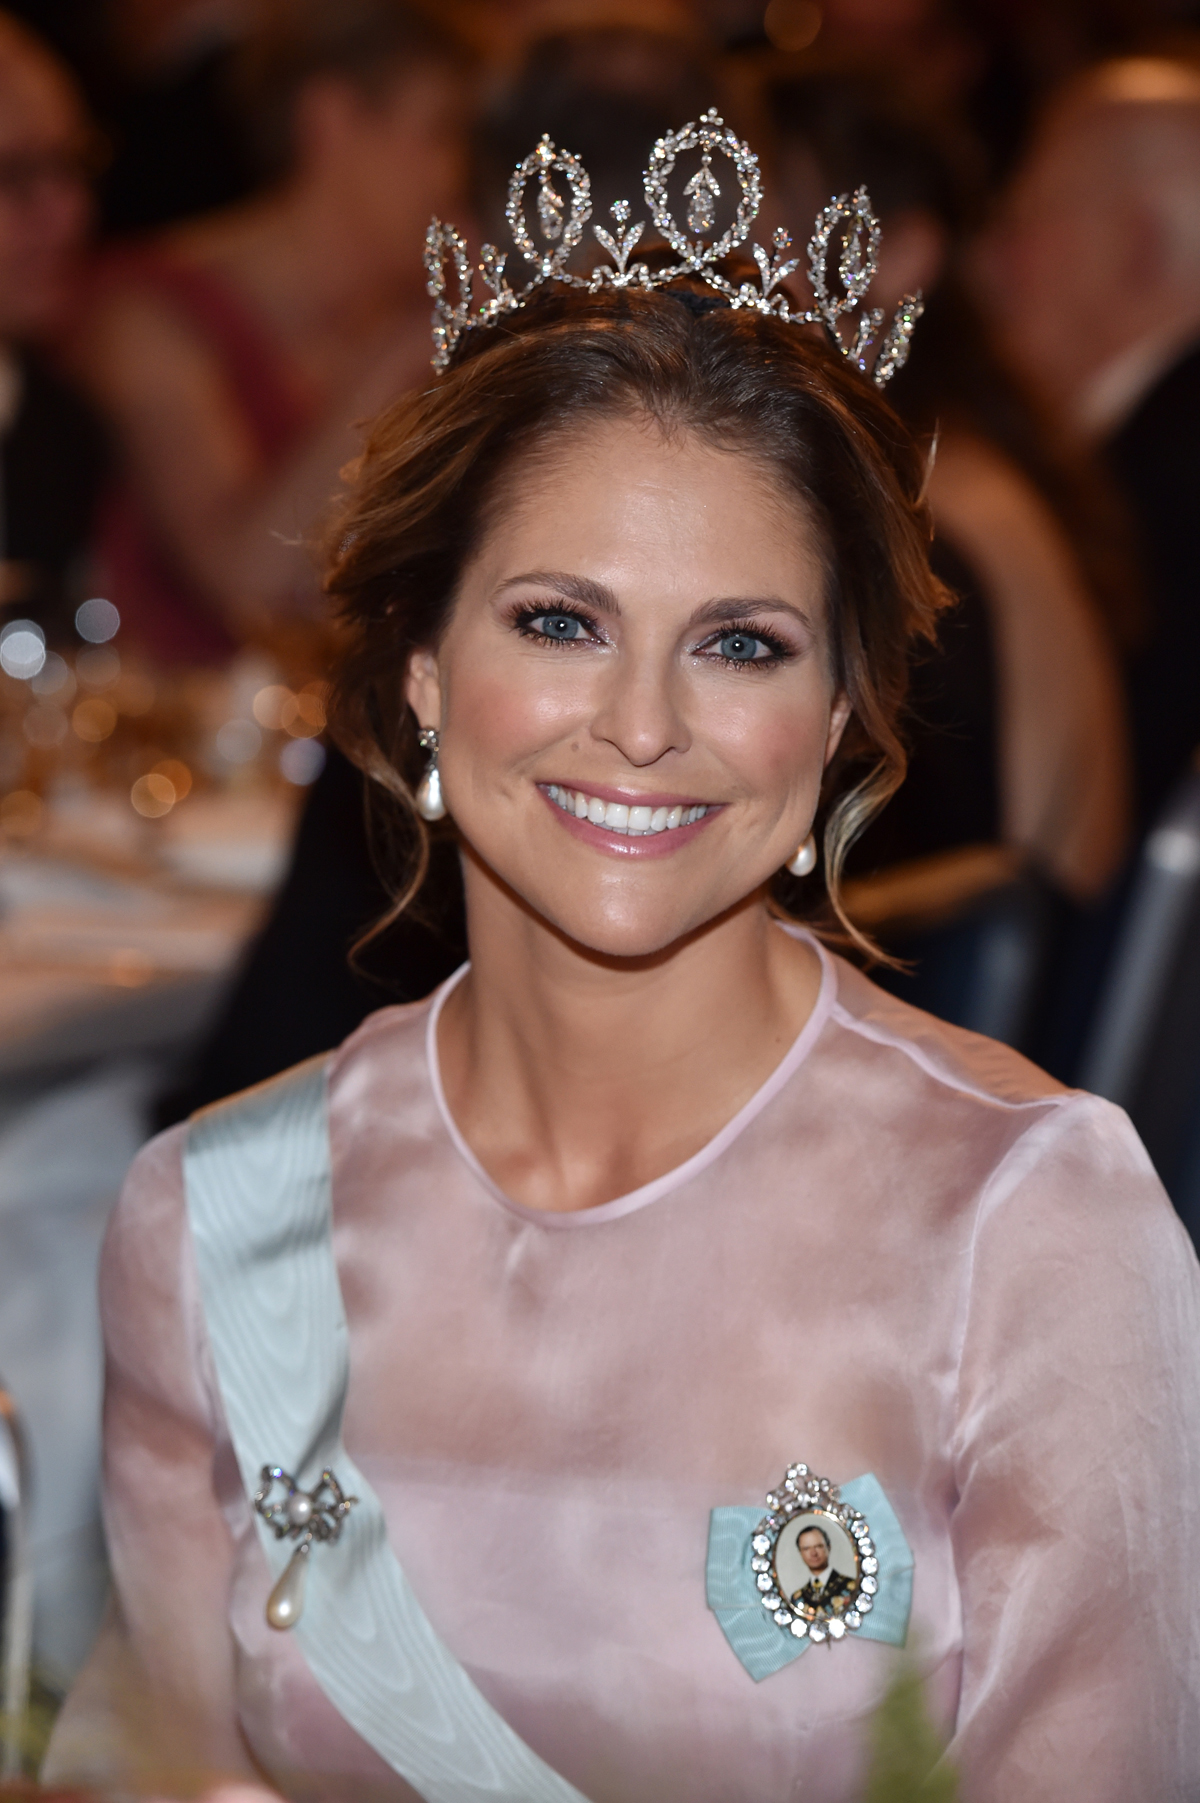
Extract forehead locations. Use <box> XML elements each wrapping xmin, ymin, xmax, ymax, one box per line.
<box><xmin>478</xmin><ymin>412</ymin><xmax>827</xmax><ymax>592</ymax></box>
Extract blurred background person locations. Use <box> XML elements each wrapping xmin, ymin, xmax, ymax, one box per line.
<box><xmin>978</xmin><ymin>56</ymin><xmax>1200</xmax><ymax>839</ymax></box>
<box><xmin>88</xmin><ymin>0</ymin><xmax>256</xmax><ymax>236</ymax></box>
<box><xmin>471</xmin><ymin>5</ymin><xmax>716</xmax><ymax>253</ymax></box>
<box><xmin>73</xmin><ymin>0</ymin><xmax>465</xmax><ymax>667</ymax></box>
<box><xmin>764</xmin><ymin>65</ymin><xmax>1130</xmax><ymax>1037</ymax></box>
<box><xmin>0</xmin><ymin>9</ymin><xmax>106</xmax><ymax>644</ymax></box>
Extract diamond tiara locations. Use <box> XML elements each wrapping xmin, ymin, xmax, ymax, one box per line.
<box><xmin>424</xmin><ymin>109</ymin><xmax>924</xmax><ymax>386</ymax></box>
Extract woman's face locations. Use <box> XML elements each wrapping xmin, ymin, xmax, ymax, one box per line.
<box><xmin>405</xmin><ymin>414</ymin><xmax>851</xmax><ymax>960</ymax></box>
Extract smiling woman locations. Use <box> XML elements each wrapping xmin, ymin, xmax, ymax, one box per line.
<box><xmin>328</xmin><ymin>284</ymin><xmax>944</xmax><ymax>957</ymax></box>
<box><xmin>46</xmin><ymin>194</ymin><xmax>1200</xmax><ymax>1803</ymax></box>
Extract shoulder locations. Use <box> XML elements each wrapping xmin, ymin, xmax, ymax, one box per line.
<box><xmin>821</xmin><ymin>956</ymin><xmax>1196</xmax><ymax>1304</ymax></box>
<box><xmin>105</xmin><ymin>1118</ymin><xmax>189</xmax><ymax>1296</ymax></box>
<box><xmin>821</xmin><ymin>951</ymin><xmax>1161</xmax><ymax>1198</ymax></box>
<box><xmin>175</xmin><ymin>992</ymin><xmax>444</xmax><ymax>1162</ymax></box>
<box><xmin>326</xmin><ymin>991</ymin><xmax>440</xmax><ymax>1105</ymax></box>
<box><xmin>76</xmin><ymin>248</ymin><xmax>240</xmax><ymax>414</ymax></box>
<box><xmin>102</xmin><ymin>1120</ymin><xmax>219</xmax><ymax>1414</ymax></box>
<box><xmin>332</xmin><ymin>990</ymin><xmax>439</xmax><ymax>1059</ymax></box>
<box><xmin>825</xmin><ymin>951</ymin><xmax>1068</xmax><ymax>1112</ymax></box>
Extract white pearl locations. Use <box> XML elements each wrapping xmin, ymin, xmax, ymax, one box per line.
<box><xmin>786</xmin><ymin>834</ymin><xmax>817</xmax><ymax>877</ymax></box>
<box><xmin>416</xmin><ymin>765</ymin><xmax>446</xmax><ymax>821</ymax></box>
<box><xmin>285</xmin><ymin>1491</ymin><xmax>314</xmax><ymax>1529</ymax></box>
<box><xmin>266</xmin><ymin>1546</ymin><xmax>308</xmax><ymax>1631</ymax></box>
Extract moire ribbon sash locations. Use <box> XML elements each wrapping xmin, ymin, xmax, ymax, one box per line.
<box><xmin>184</xmin><ymin>1058</ymin><xmax>590</xmax><ymax>1803</ymax></box>
<box><xmin>706</xmin><ymin>1476</ymin><xmax>914</xmax><ymax>1683</ymax></box>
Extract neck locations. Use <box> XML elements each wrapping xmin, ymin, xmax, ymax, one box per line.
<box><xmin>437</xmin><ymin>862</ymin><xmax>824</xmax><ymax>1213</ymax></box>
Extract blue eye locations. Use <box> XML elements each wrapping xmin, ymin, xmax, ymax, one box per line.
<box><xmin>716</xmin><ymin>631</ymin><xmax>765</xmax><ymax>661</ymax></box>
<box><xmin>534</xmin><ymin>613</ymin><xmax>585</xmax><ymax>640</ymax></box>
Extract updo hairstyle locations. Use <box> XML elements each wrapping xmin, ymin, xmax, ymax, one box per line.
<box><xmin>325</xmin><ymin>285</ymin><xmax>951</xmax><ymax>952</ymax></box>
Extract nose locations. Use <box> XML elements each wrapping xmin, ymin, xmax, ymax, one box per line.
<box><xmin>586</xmin><ymin>643</ymin><xmax>692</xmax><ymax>768</ymax></box>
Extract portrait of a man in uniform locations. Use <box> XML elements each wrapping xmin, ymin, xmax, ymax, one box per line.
<box><xmin>789</xmin><ymin>1523</ymin><xmax>858</xmax><ymax>1616</ymax></box>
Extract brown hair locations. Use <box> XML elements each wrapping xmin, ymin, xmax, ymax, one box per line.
<box><xmin>231</xmin><ymin>0</ymin><xmax>459</xmax><ymax>183</ymax></box>
<box><xmin>325</xmin><ymin>284</ymin><xmax>951</xmax><ymax>955</ymax></box>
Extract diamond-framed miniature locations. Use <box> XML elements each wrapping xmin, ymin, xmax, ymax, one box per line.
<box><xmin>750</xmin><ymin>1465</ymin><xmax>878</xmax><ymax>1645</ymax></box>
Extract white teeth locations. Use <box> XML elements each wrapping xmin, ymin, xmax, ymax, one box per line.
<box><xmin>546</xmin><ymin>785</ymin><xmax>708</xmax><ymax>837</ymax></box>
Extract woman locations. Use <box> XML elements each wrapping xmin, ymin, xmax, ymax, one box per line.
<box><xmin>46</xmin><ymin>130</ymin><xmax>1200</xmax><ymax>1802</ymax></box>
<box><xmin>75</xmin><ymin>0</ymin><xmax>463</xmax><ymax>664</ymax></box>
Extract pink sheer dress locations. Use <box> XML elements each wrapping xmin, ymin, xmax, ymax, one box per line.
<box><xmin>46</xmin><ymin>938</ymin><xmax>1200</xmax><ymax>1800</ymax></box>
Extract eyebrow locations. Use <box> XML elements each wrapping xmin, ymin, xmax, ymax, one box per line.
<box><xmin>495</xmin><ymin>571</ymin><xmax>816</xmax><ymax>633</ymax></box>
<box><xmin>493</xmin><ymin>571</ymin><xmax>619</xmax><ymax>613</ymax></box>
<box><xmin>689</xmin><ymin>595</ymin><xmax>817</xmax><ymax>633</ymax></box>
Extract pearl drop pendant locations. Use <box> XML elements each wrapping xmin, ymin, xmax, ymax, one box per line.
<box><xmin>416</xmin><ymin>763</ymin><xmax>446</xmax><ymax>822</ymax></box>
<box><xmin>266</xmin><ymin>1542</ymin><xmax>310</xmax><ymax>1631</ymax></box>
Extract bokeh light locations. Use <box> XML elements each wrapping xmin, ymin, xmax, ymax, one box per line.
<box><xmin>130</xmin><ymin>772</ymin><xmax>177</xmax><ymax>818</ymax></box>
<box><xmin>72</xmin><ymin>697</ymin><xmax>118</xmax><ymax>743</ymax></box>
<box><xmin>30</xmin><ymin>652</ymin><xmax>73</xmax><ymax>698</ymax></box>
<box><xmin>75</xmin><ymin>597</ymin><xmax>120</xmax><ymax>643</ymax></box>
<box><xmin>215</xmin><ymin>719</ymin><xmax>263</xmax><ymax>764</ymax></box>
<box><xmin>764</xmin><ymin>0</ymin><xmax>823</xmax><ymax>51</ymax></box>
<box><xmin>281</xmin><ymin>685</ymin><xmax>327</xmax><ymax>738</ymax></box>
<box><xmin>279</xmin><ymin>737</ymin><xmax>326</xmax><ymax>786</ymax></box>
<box><xmin>252</xmin><ymin>684</ymin><xmax>293</xmax><ymax>729</ymax></box>
<box><xmin>153</xmin><ymin>757</ymin><xmax>192</xmax><ymax>799</ymax></box>
<box><xmin>0</xmin><ymin>620</ymin><xmax>47</xmax><ymax>681</ymax></box>
<box><xmin>77</xmin><ymin>646</ymin><xmax>121</xmax><ymax>690</ymax></box>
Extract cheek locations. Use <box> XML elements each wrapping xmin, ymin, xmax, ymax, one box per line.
<box><xmin>441</xmin><ymin>646</ymin><xmax>590</xmax><ymax>769</ymax></box>
<box><xmin>706</xmin><ymin>681</ymin><xmax>833</xmax><ymax>796</ymax></box>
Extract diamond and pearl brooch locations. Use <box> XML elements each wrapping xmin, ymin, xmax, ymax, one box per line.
<box><xmin>254</xmin><ymin>1465</ymin><xmax>358</xmax><ymax>1630</ymax></box>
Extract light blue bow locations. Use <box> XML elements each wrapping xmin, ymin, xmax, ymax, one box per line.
<box><xmin>706</xmin><ymin>1474</ymin><xmax>913</xmax><ymax>1682</ymax></box>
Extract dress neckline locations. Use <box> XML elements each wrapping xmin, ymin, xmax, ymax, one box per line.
<box><xmin>424</xmin><ymin>926</ymin><xmax>837</xmax><ymax>1229</ymax></box>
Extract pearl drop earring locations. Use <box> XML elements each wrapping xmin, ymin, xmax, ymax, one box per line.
<box><xmin>415</xmin><ymin>727</ymin><xmax>447</xmax><ymax>821</ymax></box>
<box><xmin>786</xmin><ymin>833</ymin><xmax>817</xmax><ymax>877</ymax></box>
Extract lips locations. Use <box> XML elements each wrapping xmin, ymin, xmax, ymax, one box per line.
<box><xmin>538</xmin><ymin>781</ymin><xmax>720</xmax><ymax>858</ymax></box>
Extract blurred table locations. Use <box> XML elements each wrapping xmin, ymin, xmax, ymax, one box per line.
<box><xmin>0</xmin><ymin>785</ymin><xmax>297</xmax><ymax>1690</ymax></box>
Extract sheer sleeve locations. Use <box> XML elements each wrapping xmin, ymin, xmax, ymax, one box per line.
<box><xmin>948</xmin><ymin>1092</ymin><xmax>1200</xmax><ymax>1800</ymax></box>
<box><xmin>43</xmin><ymin>1126</ymin><xmax>265</xmax><ymax>1796</ymax></box>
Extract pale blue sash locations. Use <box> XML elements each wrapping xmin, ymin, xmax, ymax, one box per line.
<box><xmin>184</xmin><ymin>1058</ymin><xmax>590</xmax><ymax>1803</ymax></box>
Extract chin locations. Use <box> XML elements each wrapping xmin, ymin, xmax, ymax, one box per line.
<box><xmin>538</xmin><ymin>890</ymin><xmax>733</xmax><ymax>963</ymax></box>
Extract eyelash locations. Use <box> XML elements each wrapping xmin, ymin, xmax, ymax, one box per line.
<box><xmin>510</xmin><ymin>605</ymin><xmax>795</xmax><ymax>670</ymax></box>
<box><xmin>511</xmin><ymin>605</ymin><xmax>598</xmax><ymax>648</ymax></box>
<box><xmin>700</xmin><ymin>620</ymin><xmax>793</xmax><ymax>670</ymax></box>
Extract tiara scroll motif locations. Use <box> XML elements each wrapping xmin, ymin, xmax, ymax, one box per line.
<box><xmin>425</xmin><ymin>110</ymin><xmax>924</xmax><ymax>386</ymax></box>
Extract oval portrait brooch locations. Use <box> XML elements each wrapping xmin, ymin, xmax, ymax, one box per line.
<box><xmin>751</xmin><ymin>1464</ymin><xmax>878</xmax><ymax>1644</ymax></box>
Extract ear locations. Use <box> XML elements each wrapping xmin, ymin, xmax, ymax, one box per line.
<box><xmin>404</xmin><ymin>646</ymin><xmax>442</xmax><ymax>730</ymax></box>
<box><xmin>824</xmin><ymin>690</ymin><xmax>852</xmax><ymax>769</ymax></box>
